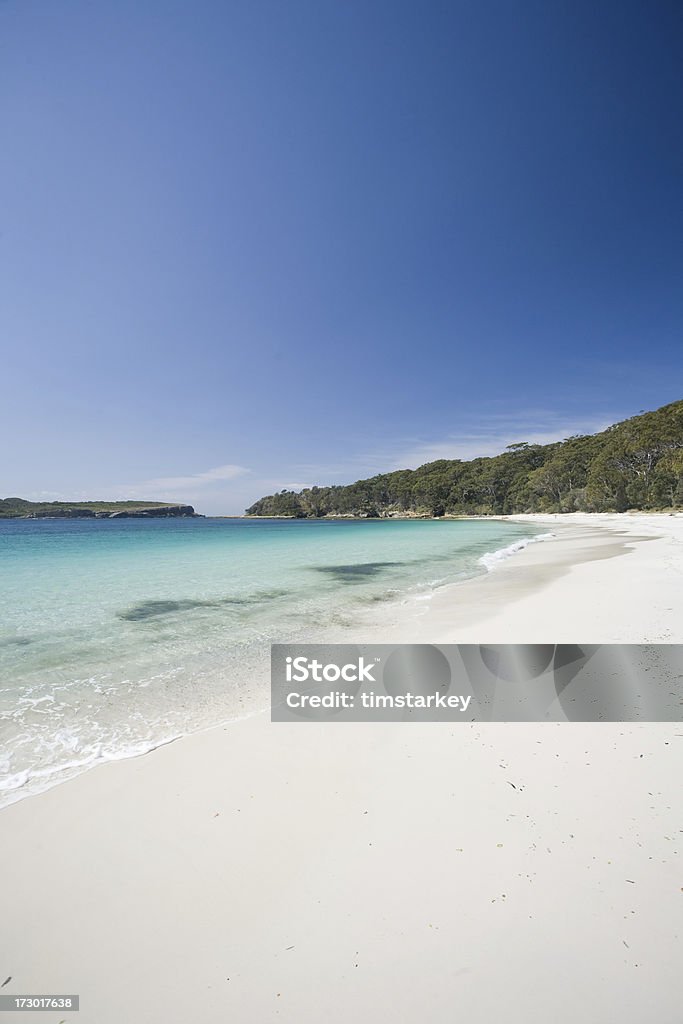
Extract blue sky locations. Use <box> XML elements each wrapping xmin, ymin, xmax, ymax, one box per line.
<box><xmin>1</xmin><ymin>0</ymin><xmax>681</xmax><ymax>514</ymax></box>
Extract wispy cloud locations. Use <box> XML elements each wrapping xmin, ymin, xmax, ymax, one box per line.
<box><xmin>386</xmin><ymin>413</ymin><xmax>619</xmax><ymax>470</ymax></box>
<box><xmin>109</xmin><ymin>407</ymin><xmax>632</xmax><ymax>513</ymax></box>
<box><xmin>283</xmin><ymin>411</ymin><xmax>622</xmax><ymax>485</ymax></box>
<box><xmin>122</xmin><ymin>464</ymin><xmax>250</xmax><ymax>497</ymax></box>
<box><xmin>146</xmin><ymin>464</ymin><xmax>249</xmax><ymax>489</ymax></box>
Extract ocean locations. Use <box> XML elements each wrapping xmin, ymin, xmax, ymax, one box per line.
<box><xmin>0</xmin><ymin>516</ymin><xmax>544</xmax><ymax>804</ymax></box>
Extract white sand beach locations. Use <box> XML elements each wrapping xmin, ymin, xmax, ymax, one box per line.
<box><xmin>1</xmin><ymin>513</ymin><xmax>682</xmax><ymax>1023</ymax></box>
<box><xmin>374</xmin><ymin>512</ymin><xmax>683</xmax><ymax>644</ymax></box>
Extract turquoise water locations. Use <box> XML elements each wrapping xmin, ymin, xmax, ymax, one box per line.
<box><xmin>0</xmin><ymin>516</ymin><xmax>542</xmax><ymax>803</ymax></box>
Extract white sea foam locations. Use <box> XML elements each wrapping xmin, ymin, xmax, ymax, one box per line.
<box><xmin>0</xmin><ymin>733</ymin><xmax>184</xmax><ymax>809</ymax></box>
<box><xmin>479</xmin><ymin>532</ymin><xmax>554</xmax><ymax>570</ymax></box>
<box><xmin>0</xmin><ymin>769</ymin><xmax>30</xmax><ymax>794</ymax></box>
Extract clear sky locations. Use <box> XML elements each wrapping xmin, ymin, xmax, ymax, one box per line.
<box><xmin>1</xmin><ymin>1</ymin><xmax>681</xmax><ymax>514</ymax></box>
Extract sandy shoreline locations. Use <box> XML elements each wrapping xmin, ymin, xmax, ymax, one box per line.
<box><xmin>1</xmin><ymin>513</ymin><xmax>682</xmax><ymax>1023</ymax></box>
<box><xmin>369</xmin><ymin>512</ymin><xmax>683</xmax><ymax>644</ymax></box>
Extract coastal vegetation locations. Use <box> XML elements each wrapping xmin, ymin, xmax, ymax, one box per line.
<box><xmin>246</xmin><ymin>400</ymin><xmax>683</xmax><ymax>518</ymax></box>
<box><xmin>0</xmin><ymin>499</ymin><xmax>198</xmax><ymax>519</ymax></box>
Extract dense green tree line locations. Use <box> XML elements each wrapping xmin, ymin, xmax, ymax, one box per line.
<box><xmin>246</xmin><ymin>400</ymin><xmax>683</xmax><ymax>517</ymax></box>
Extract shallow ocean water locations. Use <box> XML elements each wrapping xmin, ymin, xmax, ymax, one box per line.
<box><xmin>0</xmin><ymin>516</ymin><xmax>543</xmax><ymax>803</ymax></box>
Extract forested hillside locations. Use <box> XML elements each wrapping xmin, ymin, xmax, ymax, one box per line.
<box><xmin>246</xmin><ymin>400</ymin><xmax>683</xmax><ymax>518</ymax></box>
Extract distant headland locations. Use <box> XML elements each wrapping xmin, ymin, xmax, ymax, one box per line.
<box><xmin>0</xmin><ymin>499</ymin><xmax>200</xmax><ymax>519</ymax></box>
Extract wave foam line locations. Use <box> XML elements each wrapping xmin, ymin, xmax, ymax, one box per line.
<box><xmin>0</xmin><ymin>733</ymin><xmax>183</xmax><ymax>809</ymax></box>
<box><xmin>479</xmin><ymin>532</ymin><xmax>554</xmax><ymax>571</ymax></box>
